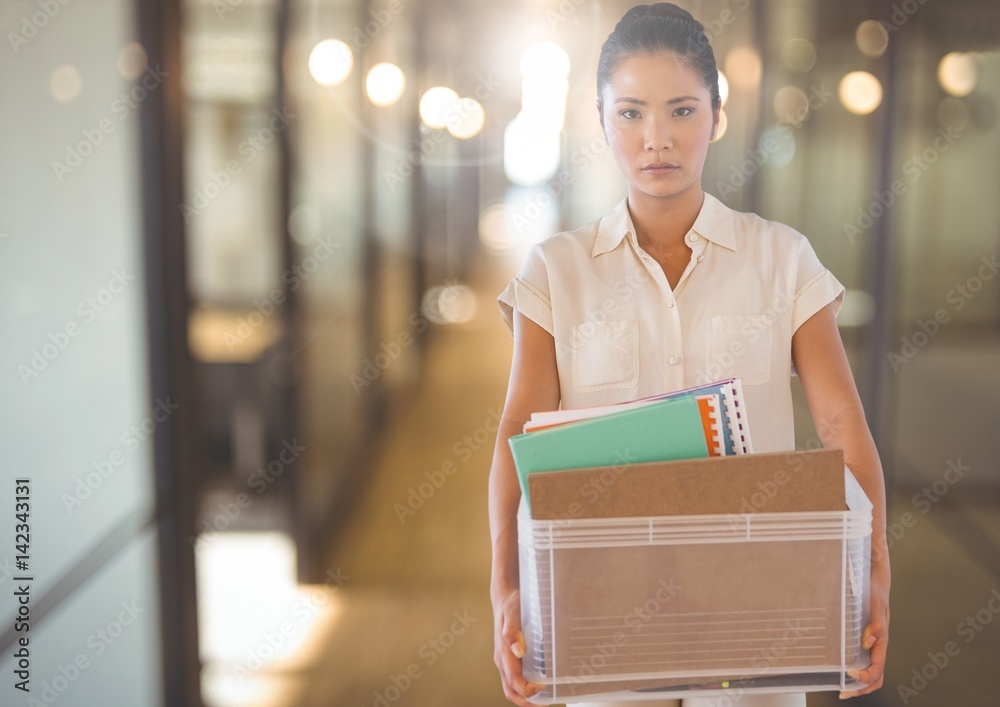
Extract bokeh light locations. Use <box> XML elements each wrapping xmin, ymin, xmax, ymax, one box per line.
<box><xmin>50</xmin><ymin>64</ymin><xmax>82</xmax><ymax>103</ymax></box>
<box><xmin>855</xmin><ymin>20</ymin><xmax>889</xmax><ymax>58</ymax></box>
<box><xmin>520</xmin><ymin>41</ymin><xmax>571</xmax><ymax>132</ymax></box>
<box><xmin>938</xmin><ymin>52</ymin><xmax>978</xmax><ymax>97</ymax></box>
<box><xmin>712</xmin><ymin>109</ymin><xmax>728</xmax><ymax>142</ymax></box>
<box><xmin>503</xmin><ymin>114</ymin><xmax>560</xmax><ymax>186</ymax></box>
<box><xmin>447</xmin><ymin>97</ymin><xmax>485</xmax><ymax>139</ymax></box>
<box><xmin>478</xmin><ymin>204</ymin><xmax>516</xmax><ymax>254</ymax></box>
<box><xmin>366</xmin><ymin>63</ymin><xmax>405</xmax><ymax>106</ymax></box>
<box><xmin>724</xmin><ymin>46</ymin><xmax>762</xmax><ymax>90</ymax></box>
<box><xmin>774</xmin><ymin>86</ymin><xmax>810</xmax><ymax>124</ymax></box>
<box><xmin>308</xmin><ymin>39</ymin><xmax>353</xmax><ymax>87</ymax></box>
<box><xmin>504</xmin><ymin>40</ymin><xmax>570</xmax><ymax>185</ymax></box>
<box><xmin>117</xmin><ymin>42</ymin><xmax>148</xmax><ymax>80</ymax></box>
<box><xmin>520</xmin><ymin>40</ymin><xmax>571</xmax><ymax>79</ymax></box>
<box><xmin>839</xmin><ymin>71</ymin><xmax>883</xmax><ymax>115</ymax></box>
<box><xmin>422</xmin><ymin>283</ymin><xmax>477</xmax><ymax>325</ymax></box>
<box><xmin>781</xmin><ymin>38</ymin><xmax>816</xmax><ymax>74</ymax></box>
<box><xmin>419</xmin><ymin>86</ymin><xmax>459</xmax><ymax>129</ymax></box>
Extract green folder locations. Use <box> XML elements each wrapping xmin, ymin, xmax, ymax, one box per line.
<box><xmin>509</xmin><ymin>396</ymin><xmax>709</xmax><ymax>513</ymax></box>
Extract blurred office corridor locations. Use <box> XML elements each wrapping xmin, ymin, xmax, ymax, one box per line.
<box><xmin>192</xmin><ymin>253</ymin><xmax>517</xmax><ymax>707</ymax></box>
<box><xmin>3</xmin><ymin>0</ymin><xmax>1000</xmax><ymax>706</ymax></box>
<box><xmin>278</xmin><ymin>254</ymin><xmax>515</xmax><ymax>707</ymax></box>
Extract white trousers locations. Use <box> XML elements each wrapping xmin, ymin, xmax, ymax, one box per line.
<box><xmin>574</xmin><ymin>693</ymin><xmax>806</xmax><ymax>707</ymax></box>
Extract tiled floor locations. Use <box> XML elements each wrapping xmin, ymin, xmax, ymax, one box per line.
<box><xmin>272</xmin><ymin>252</ymin><xmax>1000</xmax><ymax>707</ymax></box>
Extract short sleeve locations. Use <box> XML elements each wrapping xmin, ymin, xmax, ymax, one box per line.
<box><xmin>791</xmin><ymin>236</ymin><xmax>846</xmax><ymax>336</ymax></box>
<box><xmin>497</xmin><ymin>242</ymin><xmax>553</xmax><ymax>337</ymax></box>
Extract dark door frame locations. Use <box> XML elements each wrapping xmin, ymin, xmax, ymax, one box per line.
<box><xmin>137</xmin><ymin>0</ymin><xmax>203</xmax><ymax>704</ymax></box>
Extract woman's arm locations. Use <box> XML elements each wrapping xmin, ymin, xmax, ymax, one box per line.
<box><xmin>489</xmin><ymin>310</ymin><xmax>561</xmax><ymax>705</ymax></box>
<box><xmin>791</xmin><ymin>301</ymin><xmax>891</xmax><ymax>698</ymax></box>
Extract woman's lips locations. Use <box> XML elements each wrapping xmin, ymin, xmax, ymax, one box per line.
<box><xmin>642</xmin><ymin>163</ymin><xmax>679</xmax><ymax>174</ymax></box>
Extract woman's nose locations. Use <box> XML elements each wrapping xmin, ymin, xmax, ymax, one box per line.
<box><xmin>644</xmin><ymin>116</ymin><xmax>673</xmax><ymax>151</ymax></box>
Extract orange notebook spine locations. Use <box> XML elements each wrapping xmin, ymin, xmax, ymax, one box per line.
<box><xmin>697</xmin><ymin>396</ymin><xmax>722</xmax><ymax>457</ymax></box>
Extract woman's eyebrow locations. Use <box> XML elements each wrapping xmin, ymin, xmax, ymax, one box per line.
<box><xmin>613</xmin><ymin>95</ymin><xmax>701</xmax><ymax>105</ymax></box>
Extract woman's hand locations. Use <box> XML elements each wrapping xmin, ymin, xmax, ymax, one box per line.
<box><xmin>492</xmin><ymin>586</ymin><xmax>545</xmax><ymax>705</ymax></box>
<box><xmin>840</xmin><ymin>566</ymin><xmax>890</xmax><ymax>699</ymax></box>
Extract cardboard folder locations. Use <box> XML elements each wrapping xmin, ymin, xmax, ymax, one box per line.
<box><xmin>527</xmin><ymin>448</ymin><xmax>847</xmax><ymax>520</ymax></box>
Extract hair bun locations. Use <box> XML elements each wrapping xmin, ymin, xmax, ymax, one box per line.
<box><xmin>620</xmin><ymin>3</ymin><xmax>704</xmax><ymax>31</ymax></box>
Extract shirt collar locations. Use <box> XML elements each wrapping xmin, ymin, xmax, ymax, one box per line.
<box><xmin>591</xmin><ymin>192</ymin><xmax>737</xmax><ymax>258</ymax></box>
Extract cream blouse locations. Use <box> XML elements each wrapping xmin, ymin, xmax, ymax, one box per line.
<box><xmin>497</xmin><ymin>192</ymin><xmax>846</xmax><ymax>453</ymax></box>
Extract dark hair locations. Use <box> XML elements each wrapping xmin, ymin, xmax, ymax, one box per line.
<box><xmin>597</xmin><ymin>3</ymin><xmax>720</xmax><ymax>112</ymax></box>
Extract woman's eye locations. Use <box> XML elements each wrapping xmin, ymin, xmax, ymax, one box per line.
<box><xmin>620</xmin><ymin>109</ymin><xmax>641</xmax><ymax>119</ymax></box>
<box><xmin>674</xmin><ymin>106</ymin><xmax>694</xmax><ymax>117</ymax></box>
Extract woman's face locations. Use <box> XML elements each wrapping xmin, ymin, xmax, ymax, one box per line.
<box><xmin>599</xmin><ymin>52</ymin><xmax>719</xmax><ymax>201</ymax></box>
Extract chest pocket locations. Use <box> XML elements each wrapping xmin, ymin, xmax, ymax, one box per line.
<box><xmin>571</xmin><ymin>319</ymin><xmax>639</xmax><ymax>392</ymax></box>
<box><xmin>706</xmin><ymin>314</ymin><xmax>772</xmax><ymax>385</ymax></box>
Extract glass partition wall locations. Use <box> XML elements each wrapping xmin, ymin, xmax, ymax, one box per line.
<box><xmin>0</xmin><ymin>0</ymin><xmax>196</xmax><ymax>703</ymax></box>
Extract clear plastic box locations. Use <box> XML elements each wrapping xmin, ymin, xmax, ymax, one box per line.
<box><xmin>517</xmin><ymin>467</ymin><xmax>873</xmax><ymax>703</ymax></box>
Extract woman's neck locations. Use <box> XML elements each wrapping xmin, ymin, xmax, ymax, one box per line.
<box><xmin>626</xmin><ymin>185</ymin><xmax>706</xmax><ymax>259</ymax></box>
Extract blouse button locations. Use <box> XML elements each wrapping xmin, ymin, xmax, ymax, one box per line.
<box><xmin>696</xmin><ymin>254</ymin><xmax>704</xmax><ymax>262</ymax></box>
<box><xmin>666</xmin><ymin>299</ymin><xmax>675</xmax><ymax>308</ymax></box>
<box><xmin>686</xmin><ymin>233</ymin><xmax>697</xmax><ymax>244</ymax></box>
<box><xmin>668</xmin><ymin>355</ymin><xmax>680</xmax><ymax>365</ymax></box>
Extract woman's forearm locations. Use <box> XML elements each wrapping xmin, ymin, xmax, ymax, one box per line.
<box><xmin>489</xmin><ymin>415</ymin><xmax>530</xmax><ymax>599</ymax></box>
<box><xmin>818</xmin><ymin>404</ymin><xmax>891</xmax><ymax>583</ymax></box>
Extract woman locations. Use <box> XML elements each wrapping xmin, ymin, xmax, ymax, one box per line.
<box><xmin>489</xmin><ymin>4</ymin><xmax>890</xmax><ymax>706</ymax></box>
